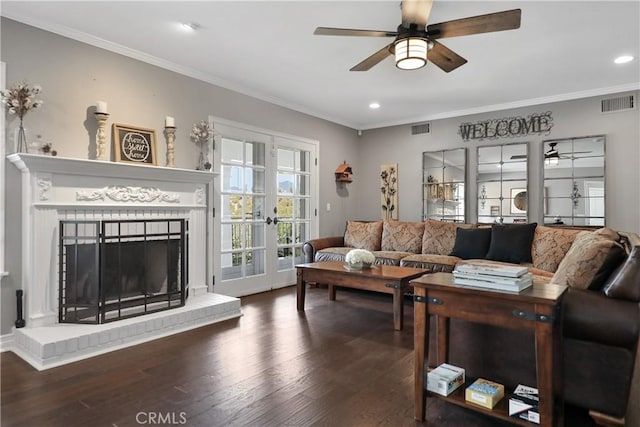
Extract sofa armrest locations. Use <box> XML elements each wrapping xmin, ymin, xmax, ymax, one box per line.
<box><xmin>563</xmin><ymin>287</ymin><xmax>640</xmax><ymax>349</ymax></box>
<box><xmin>302</xmin><ymin>236</ymin><xmax>345</xmax><ymax>263</ymax></box>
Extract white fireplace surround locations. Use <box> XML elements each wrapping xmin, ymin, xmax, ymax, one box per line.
<box><xmin>7</xmin><ymin>154</ymin><xmax>241</xmax><ymax>370</ymax></box>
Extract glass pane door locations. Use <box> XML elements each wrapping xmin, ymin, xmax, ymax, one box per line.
<box><xmin>214</xmin><ymin>120</ymin><xmax>317</xmax><ymax>297</ymax></box>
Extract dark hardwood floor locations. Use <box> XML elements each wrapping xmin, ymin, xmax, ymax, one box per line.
<box><xmin>1</xmin><ymin>286</ymin><xmax>599</xmax><ymax>426</ymax></box>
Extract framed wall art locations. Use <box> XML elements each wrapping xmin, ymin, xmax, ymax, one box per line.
<box><xmin>113</xmin><ymin>124</ymin><xmax>157</xmax><ymax>166</ymax></box>
<box><xmin>380</xmin><ymin>163</ymin><xmax>398</xmax><ymax>220</ymax></box>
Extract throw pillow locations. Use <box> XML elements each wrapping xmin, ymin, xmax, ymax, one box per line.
<box><xmin>422</xmin><ymin>219</ymin><xmax>476</xmax><ymax>255</ymax></box>
<box><xmin>344</xmin><ymin>221</ymin><xmax>383</xmax><ymax>251</ymax></box>
<box><xmin>531</xmin><ymin>226</ymin><xmax>582</xmax><ymax>272</ymax></box>
<box><xmin>381</xmin><ymin>220</ymin><xmax>425</xmax><ymax>253</ymax></box>
<box><xmin>603</xmin><ymin>246</ymin><xmax>640</xmax><ymax>301</ymax></box>
<box><xmin>552</xmin><ymin>231</ymin><xmax>627</xmax><ymax>290</ymax></box>
<box><xmin>485</xmin><ymin>223</ymin><xmax>537</xmax><ymax>264</ymax></box>
<box><xmin>449</xmin><ymin>228</ymin><xmax>492</xmax><ymax>259</ymax></box>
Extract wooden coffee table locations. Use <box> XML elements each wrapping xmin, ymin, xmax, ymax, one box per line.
<box><xmin>296</xmin><ymin>261</ymin><xmax>429</xmax><ymax>330</ymax></box>
<box><xmin>411</xmin><ymin>272</ymin><xmax>567</xmax><ymax>426</ymax></box>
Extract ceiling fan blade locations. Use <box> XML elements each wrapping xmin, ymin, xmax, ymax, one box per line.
<box><xmin>314</xmin><ymin>27</ymin><xmax>397</xmax><ymax>37</ymax></box>
<box><xmin>427</xmin><ymin>41</ymin><xmax>467</xmax><ymax>73</ymax></box>
<box><xmin>350</xmin><ymin>44</ymin><xmax>393</xmax><ymax>71</ymax></box>
<box><xmin>427</xmin><ymin>9</ymin><xmax>521</xmax><ymax>39</ymax></box>
<box><xmin>401</xmin><ymin>0</ymin><xmax>434</xmax><ymax>29</ymax></box>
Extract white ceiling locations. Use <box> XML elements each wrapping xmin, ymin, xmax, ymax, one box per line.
<box><xmin>2</xmin><ymin>1</ymin><xmax>639</xmax><ymax>130</ymax></box>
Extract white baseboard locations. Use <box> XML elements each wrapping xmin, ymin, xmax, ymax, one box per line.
<box><xmin>0</xmin><ymin>332</ymin><xmax>14</xmax><ymax>352</ymax></box>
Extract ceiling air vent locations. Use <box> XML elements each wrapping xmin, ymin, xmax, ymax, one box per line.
<box><xmin>601</xmin><ymin>94</ymin><xmax>635</xmax><ymax>113</ymax></box>
<box><xmin>411</xmin><ymin>122</ymin><xmax>431</xmax><ymax>135</ymax></box>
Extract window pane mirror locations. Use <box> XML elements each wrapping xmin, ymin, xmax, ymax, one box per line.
<box><xmin>543</xmin><ymin>135</ymin><xmax>605</xmax><ymax>226</ymax></box>
<box><xmin>423</xmin><ymin>148</ymin><xmax>466</xmax><ymax>222</ymax></box>
<box><xmin>477</xmin><ymin>142</ymin><xmax>528</xmax><ymax>224</ymax></box>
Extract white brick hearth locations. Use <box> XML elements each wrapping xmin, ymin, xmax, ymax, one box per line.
<box><xmin>13</xmin><ymin>293</ymin><xmax>240</xmax><ymax>370</ymax></box>
<box><xmin>8</xmin><ymin>154</ymin><xmax>242</xmax><ymax>370</ymax></box>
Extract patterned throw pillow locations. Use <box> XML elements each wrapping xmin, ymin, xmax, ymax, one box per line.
<box><xmin>552</xmin><ymin>230</ymin><xmax>626</xmax><ymax>290</ymax></box>
<box><xmin>344</xmin><ymin>221</ymin><xmax>383</xmax><ymax>251</ymax></box>
<box><xmin>381</xmin><ymin>220</ymin><xmax>425</xmax><ymax>253</ymax></box>
<box><xmin>422</xmin><ymin>220</ymin><xmax>475</xmax><ymax>255</ymax></box>
<box><xmin>531</xmin><ymin>226</ymin><xmax>582</xmax><ymax>272</ymax></box>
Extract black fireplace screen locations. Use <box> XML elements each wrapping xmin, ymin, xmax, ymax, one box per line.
<box><xmin>59</xmin><ymin>219</ymin><xmax>188</xmax><ymax>324</ymax></box>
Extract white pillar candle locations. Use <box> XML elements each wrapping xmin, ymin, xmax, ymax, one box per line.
<box><xmin>96</xmin><ymin>101</ymin><xmax>108</xmax><ymax>114</ymax></box>
<box><xmin>165</xmin><ymin>116</ymin><xmax>175</xmax><ymax>127</ymax></box>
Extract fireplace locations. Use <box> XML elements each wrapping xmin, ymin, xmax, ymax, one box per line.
<box><xmin>8</xmin><ymin>153</ymin><xmax>242</xmax><ymax>370</ymax></box>
<box><xmin>59</xmin><ymin>219</ymin><xmax>187</xmax><ymax>324</ymax></box>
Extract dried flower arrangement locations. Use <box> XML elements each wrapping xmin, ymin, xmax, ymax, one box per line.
<box><xmin>190</xmin><ymin>120</ymin><xmax>212</xmax><ymax>170</ymax></box>
<box><xmin>0</xmin><ymin>81</ymin><xmax>44</xmax><ymax>152</ymax></box>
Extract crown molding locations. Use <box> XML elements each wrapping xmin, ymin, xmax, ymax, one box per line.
<box><xmin>3</xmin><ymin>12</ymin><xmax>639</xmax><ymax>132</ymax></box>
<box><xmin>1</xmin><ymin>12</ymin><xmax>356</xmax><ymax>129</ymax></box>
<box><xmin>362</xmin><ymin>83</ymin><xmax>640</xmax><ymax>130</ymax></box>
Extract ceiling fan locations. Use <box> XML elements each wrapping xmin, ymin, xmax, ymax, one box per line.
<box><xmin>314</xmin><ymin>0</ymin><xmax>521</xmax><ymax>72</ymax></box>
<box><xmin>511</xmin><ymin>143</ymin><xmax>592</xmax><ymax>163</ymax></box>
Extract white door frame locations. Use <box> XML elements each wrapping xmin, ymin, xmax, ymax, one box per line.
<box><xmin>211</xmin><ymin>116</ymin><xmax>319</xmax><ymax>297</ymax></box>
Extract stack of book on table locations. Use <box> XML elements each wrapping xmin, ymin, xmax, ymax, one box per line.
<box><xmin>453</xmin><ymin>262</ymin><xmax>533</xmax><ymax>292</ymax></box>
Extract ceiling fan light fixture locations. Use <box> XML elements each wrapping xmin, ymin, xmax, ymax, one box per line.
<box><xmin>545</xmin><ymin>155</ymin><xmax>559</xmax><ymax>166</ymax></box>
<box><xmin>545</xmin><ymin>143</ymin><xmax>560</xmax><ymax>165</ymax></box>
<box><xmin>395</xmin><ymin>38</ymin><xmax>428</xmax><ymax>70</ymax></box>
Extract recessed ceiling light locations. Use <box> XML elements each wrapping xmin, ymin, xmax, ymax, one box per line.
<box><xmin>614</xmin><ymin>55</ymin><xmax>634</xmax><ymax>64</ymax></box>
<box><xmin>180</xmin><ymin>22</ymin><xmax>200</xmax><ymax>31</ymax></box>
<box><xmin>369</xmin><ymin>102</ymin><xmax>380</xmax><ymax>109</ymax></box>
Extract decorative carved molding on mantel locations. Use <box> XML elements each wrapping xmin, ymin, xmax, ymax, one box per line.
<box><xmin>195</xmin><ymin>186</ymin><xmax>205</xmax><ymax>205</ymax></box>
<box><xmin>37</xmin><ymin>176</ymin><xmax>52</xmax><ymax>201</ymax></box>
<box><xmin>76</xmin><ymin>186</ymin><xmax>180</xmax><ymax>203</ymax></box>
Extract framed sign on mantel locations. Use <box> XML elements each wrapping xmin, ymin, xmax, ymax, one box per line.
<box><xmin>113</xmin><ymin>123</ymin><xmax>157</xmax><ymax>166</ymax></box>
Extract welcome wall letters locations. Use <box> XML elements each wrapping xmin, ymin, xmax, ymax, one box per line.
<box><xmin>458</xmin><ymin>111</ymin><xmax>553</xmax><ymax>142</ymax></box>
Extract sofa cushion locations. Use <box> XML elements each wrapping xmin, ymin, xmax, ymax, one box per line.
<box><xmin>486</xmin><ymin>223</ymin><xmax>537</xmax><ymax>264</ymax></box>
<box><xmin>344</xmin><ymin>221</ymin><xmax>382</xmax><ymax>251</ymax></box>
<box><xmin>422</xmin><ymin>220</ymin><xmax>475</xmax><ymax>255</ymax></box>
<box><xmin>372</xmin><ymin>250</ymin><xmax>415</xmax><ymax>266</ymax></box>
<box><xmin>531</xmin><ymin>226</ymin><xmax>582</xmax><ymax>272</ymax></box>
<box><xmin>381</xmin><ymin>220</ymin><xmax>424</xmax><ymax>253</ymax></box>
<box><xmin>400</xmin><ymin>254</ymin><xmax>460</xmax><ymax>272</ymax></box>
<box><xmin>603</xmin><ymin>246</ymin><xmax>640</xmax><ymax>301</ymax></box>
<box><xmin>552</xmin><ymin>230</ymin><xmax>626</xmax><ymax>290</ymax></box>
<box><xmin>315</xmin><ymin>247</ymin><xmax>351</xmax><ymax>262</ymax></box>
<box><xmin>450</xmin><ymin>228</ymin><xmax>492</xmax><ymax>259</ymax></box>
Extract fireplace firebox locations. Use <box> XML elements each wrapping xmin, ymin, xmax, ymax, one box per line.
<box><xmin>59</xmin><ymin>219</ymin><xmax>188</xmax><ymax>324</ymax></box>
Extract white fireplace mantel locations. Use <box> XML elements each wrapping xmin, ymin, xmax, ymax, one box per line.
<box><xmin>7</xmin><ymin>154</ymin><xmax>241</xmax><ymax>371</ymax></box>
<box><xmin>8</xmin><ymin>153</ymin><xmax>215</xmax><ymax>328</ymax></box>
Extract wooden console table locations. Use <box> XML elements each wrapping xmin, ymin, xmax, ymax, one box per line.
<box><xmin>296</xmin><ymin>261</ymin><xmax>428</xmax><ymax>330</ymax></box>
<box><xmin>411</xmin><ymin>272</ymin><xmax>567</xmax><ymax>426</ymax></box>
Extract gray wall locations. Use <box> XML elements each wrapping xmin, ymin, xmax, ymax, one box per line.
<box><xmin>1</xmin><ymin>18</ymin><xmax>361</xmax><ymax>334</ymax></box>
<box><xmin>2</xmin><ymin>18</ymin><xmax>639</xmax><ymax>335</ymax></box>
<box><xmin>357</xmin><ymin>95</ymin><xmax>640</xmax><ymax>233</ymax></box>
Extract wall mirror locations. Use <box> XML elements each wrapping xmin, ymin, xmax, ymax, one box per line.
<box><xmin>423</xmin><ymin>148</ymin><xmax>466</xmax><ymax>222</ymax></box>
<box><xmin>476</xmin><ymin>142</ymin><xmax>528</xmax><ymax>223</ymax></box>
<box><xmin>543</xmin><ymin>135</ymin><xmax>605</xmax><ymax>226</ymax></box>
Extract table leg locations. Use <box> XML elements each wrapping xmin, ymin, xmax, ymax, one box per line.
<box><xmin>296</xmin><ymin>268</ymin><xmax>306</xmax><ymax>311</ymax></box>
<box><xmin>436</xmin><ymin>316</ymin><xmax>450</xmax><ymax>366</ymax></box>
<box><xmin>414</xmin><ymin>287</ymin><xmax>429</xmax><ymax>421</ymax></box>
<box><xmin>328</xmin><ymin>284</ymin><xmax>337</xmax><ymax>300</ymax></box>
<box><xmin>535</xmin><ymin>304</ymin><xmax>556</xmax><ymax>427</ymax></box>
<box><xmin>392</xmin><ymin>283</ymin><xmax>404</xmax><ymax>331</ymax></box>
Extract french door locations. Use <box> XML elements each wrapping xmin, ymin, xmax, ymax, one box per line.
<box><xmin>213</xmin><ymin>119</ymin><xmax>318</xmax><ymax>297</ymax></box>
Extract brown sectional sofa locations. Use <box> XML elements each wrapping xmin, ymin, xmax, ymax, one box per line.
<box><xmin>302</xmin><ymin>219</ymin><xmax>640</xmax><ymax>426</ymax></box>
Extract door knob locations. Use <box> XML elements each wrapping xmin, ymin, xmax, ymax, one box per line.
<box><xmin>266</xmin><ymin>217</ymin><xmax>272</xmax><ymax>225</ymax></box>
<box><xmin>273</xmin><ymin>217</ymin><xmax>279</xmax><ymax>225</ymax></box>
